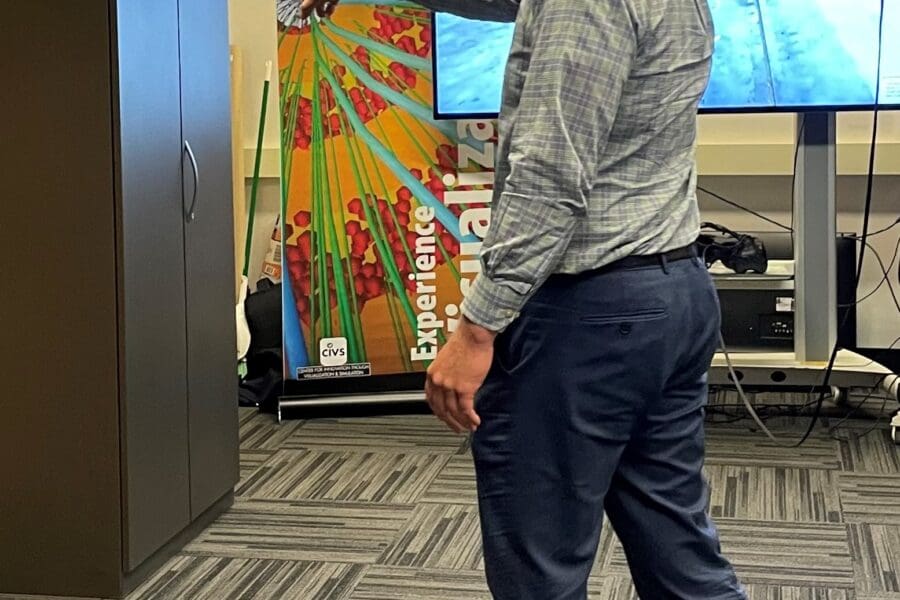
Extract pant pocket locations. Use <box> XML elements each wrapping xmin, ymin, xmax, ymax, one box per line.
<box><xmin>580</xmin><ymin>308</ymin><xmax>668</xmax><ymax>325</ymax></box>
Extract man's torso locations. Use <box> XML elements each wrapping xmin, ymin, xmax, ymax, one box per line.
<box><xmin>494</xmin><ymin>0</ymin><xmax>714</xmax><ymax>271</ymax></box>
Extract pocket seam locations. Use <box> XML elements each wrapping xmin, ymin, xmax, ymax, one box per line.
<box><xmin>581</xmin><ymin>309</ymin><xmax>668</xmax><ymax>325</ymax></box>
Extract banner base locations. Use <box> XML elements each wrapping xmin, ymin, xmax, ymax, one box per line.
<box><xmin>277</xmin><ymin>390</ymin><xmax>427</xmax><ymax>422</ymax></box>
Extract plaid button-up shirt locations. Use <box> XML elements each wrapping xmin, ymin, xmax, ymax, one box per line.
<box><xmin>424</xmin><ymin>0</ymin><xmax>714</xmax><ymax>331</ymax></box>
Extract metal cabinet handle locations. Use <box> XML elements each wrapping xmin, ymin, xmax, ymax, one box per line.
<box><xmin>184</xmin><ymin>139</ymin><xmax>199</xmax><ymax>221</ymax></box>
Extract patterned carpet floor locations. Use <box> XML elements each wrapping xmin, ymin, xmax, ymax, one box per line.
<box><xmin>8</xmin><ymin>395</ymin><xmax>900</xmax><ymax>599</ymax></box>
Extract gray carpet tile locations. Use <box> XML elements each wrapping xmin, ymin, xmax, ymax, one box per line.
<box><xmin>347</xmin><ymin>569</ymin><xmax>861</xmax><ymax>600</ymax></box>
<box><xmin>604</xmin><ymin>581</ymin><xmax>855</xmax><ymax>600</ymax></box>
<box><xmin>378</xmin><ymin>503</ymin><xmax>484</xmax><ymax>570</ymax></box>
<box><xmin>348</xmin><ymin>568</ymin><xmax>636</xmax><ymax>600</ymax></box>
<box><xmin>183</xmin><ymin>498</ymin><xmax>413</xmax><ymax>563</ymax></box>
<box><xmin>128</xmin><ymin>556</ymin><xmax>365</xmax><ymax>600</ymax></box>
<box><xmin>848</xmin><ymin>523</ymin><xmax>900</xmax><ymax>594</ymax></box>
<box><xmin>238</xmin><ymin>407</ymin><xmax>260</xmax><ymax>425</ymax></box>
<box><xmin>593</xmin><ymin>522</ymin><xmax>630</xmax><ymax>575</ymax></box>
<box><xmin>584</xmin><ymin>577</ymin><xmax>856</xmax><ymax>599</ymax></box>
<box><xmin>837</xmin><ymin>428</ymin><xmax>900</xmax><ymax>473</ymax></box>
<box><xmin>15</xmin><ymin>405</ymin><xmax>900</xmax><ymax>600</ymax></box>
<box><xmin>720</xmin><ymin>520</ymin><xmax>855</xmax><ymax>587</ymax></box>
<box><xmin>595</xmin><ymin>519</ymin><xmax>855</xmax><ymax>587</ymax></box>
<box><xmin>235</xmin><ymin>449</ymin><xmax>450</xmax><ymax>503</ymax></box>
<box><xmin>239</xmin><ymin>412</ymin><xmax>305</xmax><ymax>450</ymax></box>
<box><xmin>419</xmin><ymin>454</ymin><xmax>478</xmax><ymax>505</ymax></box>
<box><xmin>705</xmin><ymin>465</ymin><xmax>842</xmax><ymax>523</ymax></box>
<box><xmin>743</xmin><ymin>586</ymin><xmax>853</xmax><ymax>599</ymax></box>
<box><xmin>704</xmin><ymin>427</ymin><xmax>841</xmax><ymax>469</ymax></box>
<box><xmin>840</xmin><ymin>473</ymin><xmax>900</xmax><ymax>525</ymax></box>
<box><xmin>347</xmin><ymin>567</ymin><xmax>493</xmax><ymax>600</ymax></box>
<box><xmin>239</xmin><ymin>449</ymin><xmax>275</xmax><ymax>485</ymax></box>
<box><xmin>281</xmin><ymin>416</ymin><xmax>469</xmax><ymax>454</ymax></box>
<box><xmin>586</xmin><ymin>576</ymin><xmax>639</xmax><ymax>600</ymax></box>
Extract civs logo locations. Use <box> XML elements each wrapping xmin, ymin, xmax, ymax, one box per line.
<box><xmin>319</xmin><ymin>338</ymin><xmax>348</xmax><ymax>366</ymax></box>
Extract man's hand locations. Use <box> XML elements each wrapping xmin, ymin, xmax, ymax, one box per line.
<box><xmin>300</xmin><ymin>0</ymin><xmax>339</xmax><ymax>19</ymax></box>
<box><xmin>425</xmin><ymin>317</ymin><xmax>497</xmax><ymax>434</ymax></box>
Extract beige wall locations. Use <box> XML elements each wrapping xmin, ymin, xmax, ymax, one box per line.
<box><xmin>228</xmin><ymin>0</ymin><xmax>282</xmax><ymax>287</ymax></box>
<box><xmin>227</xmin><ymin>1</ymin><xmax>900</xmax><ymax>349</ymax></box>
<box><xmin>228</xmin><ymin>0</ymin><xmax>281</xmax><ymax>153</ymax></box>
<box><xmin>697</xmin><ymin>113</ymin><xmax>900</xmax><ymax>175</ymax></box>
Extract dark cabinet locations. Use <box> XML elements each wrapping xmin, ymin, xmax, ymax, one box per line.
<box><xmin>0</xmin><ymin>0</ymin><xmax>238</xmax><ymax>597</ymax></box>
<box><xmin>179</xmin><ymin>0</ymin><xmax>242</xmax><ymax>520</ymax></box>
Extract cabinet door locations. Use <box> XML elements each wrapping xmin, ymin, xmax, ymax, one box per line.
<box><xmin>179</xmin><ymin>0</ymin><xmax>240</xmax><ymax>517</ymax></box>
<box><xmin>115</xmin><ymin>0</ymin><xmax>191</xmax><ymax>570</ymax></box>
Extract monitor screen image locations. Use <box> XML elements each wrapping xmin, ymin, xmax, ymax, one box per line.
<box><xmin>433</xmin><ymin>0</ymin><xmax>900</xmax><ymax>118</ymax></box>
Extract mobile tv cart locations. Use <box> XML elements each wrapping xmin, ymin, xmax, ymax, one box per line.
<box><xmin>707</xmin><ymin>112</ymin><xmax>900</xmax><ymax>440</ymax></box>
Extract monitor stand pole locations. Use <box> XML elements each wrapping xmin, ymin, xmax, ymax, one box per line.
<box><xmin>794</xmin><ymin>112</ymin><xmax>838</xmax><ymax>362</ymax></box>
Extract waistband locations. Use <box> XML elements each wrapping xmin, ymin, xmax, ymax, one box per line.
<box><xmin>592</xmin><ymin>244</ymin><xmax>697</xmax><ymax>275</ymax></box>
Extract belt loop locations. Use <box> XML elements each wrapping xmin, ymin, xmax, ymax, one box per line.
<box><xmin>660</xmin><ymin>253</ymin><xmax>669</xmax><ymax>274</ymax></box>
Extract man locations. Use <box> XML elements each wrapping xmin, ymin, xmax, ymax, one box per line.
<box><xmin>301</xmin><ymin>1</ymin><xmax>745</xmax><ymax>597</ymax></box>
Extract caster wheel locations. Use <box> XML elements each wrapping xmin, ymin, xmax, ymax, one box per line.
<box><xmin>893</xmin><ymin>426</ymin><xmax>900</xmax><ymax>445</ymax></box>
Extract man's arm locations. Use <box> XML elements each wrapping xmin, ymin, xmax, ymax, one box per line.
<box><xmin>461</xmin><ymin>0</ymin><xmax>637</xmax><ymax>332</ymax></box>
<box><xmin>413</xmin><ymin>0</ymin><xmax>519</xmax><ymax>22</ymax></box>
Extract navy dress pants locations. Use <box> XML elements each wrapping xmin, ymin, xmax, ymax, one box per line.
<box><xmin>472</xmin><ymin>256</ymin><xmax>746</xmax><ymax>600</ymax></box>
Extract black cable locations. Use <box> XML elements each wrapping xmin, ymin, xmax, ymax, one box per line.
<box><xmin>888</xmin><ymin>334</ymin><xmax>900</xmax><ymax>352</ymax></box>
<box><xmin>853</xmin><ymin>396</ymin><xmax>891</xmax><ymax>440</ymax></box>
<box><xmin>857</xmin><ymin>334</ymin><xmax>900</xmax><ymax>370</ymax></box>
<box><xmin>864</xmin><ymin>218</ymin><xmax>900</xmax><ymax>238</ymax></box>
<box><xmin>793</xmin><ymin>0</ymin><xmax>886</xmax><ymax>448</ymax></box>
<box><xmin>709</xmin><ymin>395</ymin><xmax>894</xmax><ymax>415</ymax></box>
<box><xmin>839</xmin><ymin>236</ymin><xmax>900</xmax><ymax>312</ymax></box>
<box><xmin>828</xmin><ymin>376</ymin><xmax>889</xmax><ymax>437</ymax></box>
<box><xmin>707</xmin><ymin>385</ymin><xmax>892</xmax><ymax>429</ymax></box>
<box><xmin>696</xmin><ymin>122</ymin><xmax>802</xmax><ymax>236</ymax></box>
<box><xmin>827</xmin><ymin>393</ymin><xmax>891</xmax><ymax>441</ymax></box>
<box><xmin>697</xmin><ymin>186</ymin><xmax>793</xmax><ymax>232</ymax></box>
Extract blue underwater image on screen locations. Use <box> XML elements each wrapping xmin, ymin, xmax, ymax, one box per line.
<box><xmin>433</xmin><ymin>0</ymin><xmax>900</xmax><ymax>117</ymax></box>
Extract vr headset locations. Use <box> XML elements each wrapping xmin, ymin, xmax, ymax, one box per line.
<box><xmin>696</xmin><ymin>222</ymin><xmax>768</xmax><ymax>274</ymax></box>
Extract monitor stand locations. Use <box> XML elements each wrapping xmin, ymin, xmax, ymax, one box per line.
<box><xmin>708</xmin><ymin>112</ymin><xmax>900</xmax><ymax>430</ymax></box>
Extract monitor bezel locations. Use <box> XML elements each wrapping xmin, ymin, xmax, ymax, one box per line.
<box><xmin>429</xmin><ymin>16</ymin><xmax>900</xmax><ymax>121</ymax></box>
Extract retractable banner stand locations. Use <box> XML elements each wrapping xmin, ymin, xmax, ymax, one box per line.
<box><xmin>277</xmin><ymin>1</ymin><xmax>496</xmax><ymax>400</ymax></box>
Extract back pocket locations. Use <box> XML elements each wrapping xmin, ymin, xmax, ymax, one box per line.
<box><xmin>581</xmin><ymin>308</ymin><xmax>667</xmax><ymax>325</ymax></box>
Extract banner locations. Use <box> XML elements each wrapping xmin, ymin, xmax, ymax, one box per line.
<box><xmin>276</xmin><ymin>1</ymin><xmax>496</xmax><ymax>386</ymax></box>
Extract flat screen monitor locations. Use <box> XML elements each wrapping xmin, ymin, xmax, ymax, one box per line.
<box><xmin>433</xmin><ymin>0</ymin><xmax>900</xmax><ymax>119</ymax></box>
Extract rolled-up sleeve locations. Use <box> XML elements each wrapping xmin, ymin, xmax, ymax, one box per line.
<box><xmin>461</xmin><ymin>0</ymin><xmax>637</xmax><ymax>332</ymax></box>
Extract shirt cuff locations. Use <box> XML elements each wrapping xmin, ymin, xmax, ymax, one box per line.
<box><xmin>460</xmin><ymin>274</ymin><xmax>528</xmax><ymax>333</ymax></box>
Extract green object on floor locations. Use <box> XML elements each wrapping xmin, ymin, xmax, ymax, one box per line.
<box><xmin>236</xmin><ymin>60</ymin><xmax>273</xmax><ymax>362</ymax></box>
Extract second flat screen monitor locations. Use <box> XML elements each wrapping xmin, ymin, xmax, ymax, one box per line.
<box><xmin>433</xmin><ymin>0</ymin><xmax>900</xmax><ymax>118</ymax></box>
